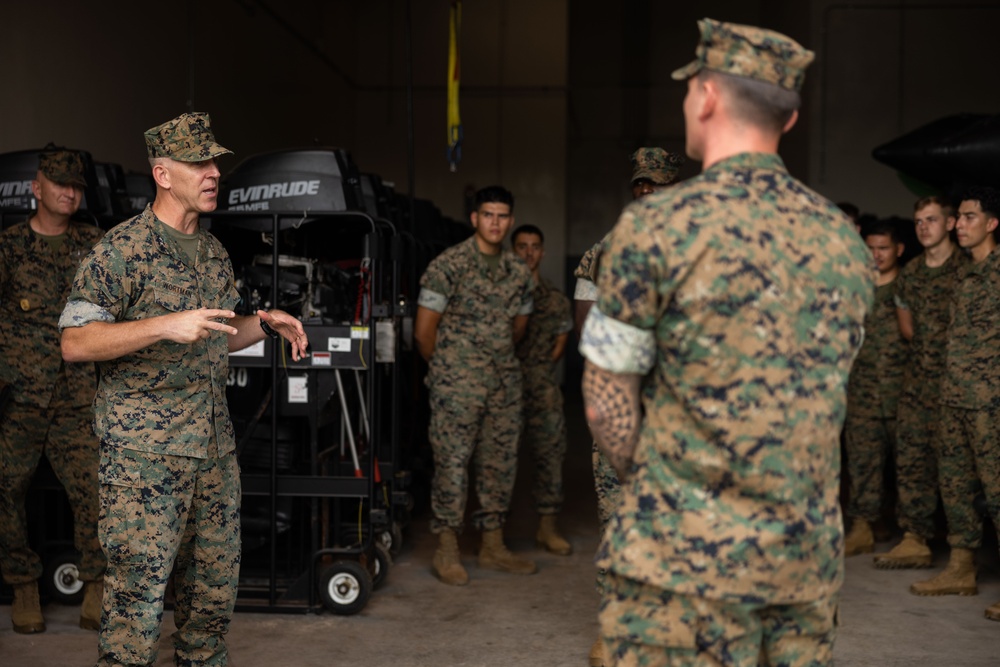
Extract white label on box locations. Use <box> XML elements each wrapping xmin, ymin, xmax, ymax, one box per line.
<box><xmin>312</xmin><ymin>351</ymin><xmax>332</xmax><ymax>367</ymax></box>
<box><xmin>287</xmin><ymin>376</ymin><xmax>308</xmax><ymax>403</ymax></box>
<box><xmin>328</xmin><ymin>337</ymin><xmax>351</xmax><ymax>352</ymax></box>
<box><xmin>230</xmin><ymin>340</ymin><xmax>265</xmax><ymax>358</ymax></box>
<box><xmin>350</xmin><ymin>326</ymin><xmax>370</xmax><ymax>340</ymax></box>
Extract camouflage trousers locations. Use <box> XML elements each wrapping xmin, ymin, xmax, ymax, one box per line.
<box><xmin>937</xmin><ymin>406</ymin><xmax>999</xmax><ymax>550</ymax></box>
<box><xmin>844</xmin><ymin>414</ymin><xmax>896</xmax><ymax>523</ymax></box>
<box><xmin>521</xmin><ymin>370</ymin><xmax>566</xmax><ymax>515</ymax></box>
<box><xmin>428</xmin><ymin>363</ymin><xmax>522</xmax><ymax>533</ymax></box>
<box><xmin>97</xmin><ymin>446</ymin><xmax>241</xmax><ymax>667</ymax></box>
<box><xmin>0</xmin><ymin>393</ymin><xmax>105</xmax><ymax>584</ymax></box>
<box><xmin>894</xmin><ymin>387</ymin><xmax>941</xmax><ymax>539</ymax></box>
<box><xmin>600</xmin><ymin>573</ymin><xmax>837</xmax><ymax>667</ymax></box>
<box><xmin>594</xmin><ymin>441</ymin><xmax>621</xmax><ymax>596</ymax></box>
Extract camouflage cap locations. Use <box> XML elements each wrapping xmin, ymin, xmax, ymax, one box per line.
<box><xmin>39</xmin><ymin>149</ymin><xmax>87</xmax><ymax>187</ymax></box>
<box><xmin>144</xmin><ymin>112</ymin><xmax>233</xmax><ymax>162</ymax></box>
<box><xmin>630</xmin><ymin>148</ymin><xmax>685</xmax><ymax>185</ymax></box>
<box><xmin>671</xmin><ymin>18</ymin><xmax>815</xmax><ymax>92</ymax></box>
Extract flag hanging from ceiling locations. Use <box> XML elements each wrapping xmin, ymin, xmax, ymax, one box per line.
<box><xmin>447</xmin><ymin>1</ymin><xmax>463</xmax><ymax>172</ymax></box>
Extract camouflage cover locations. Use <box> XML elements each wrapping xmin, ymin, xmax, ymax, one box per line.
<box><xmin>671</xmin><ymin>17</ymin><xmax>815</xmax><ymax>92</ymax></box>
<box><xmin>39</xmin><ymin>149</ymin><xmax>87</xmax><ymax>186</ymax></box>
<box><xmin>630</xmin><ymin>148</ymin><xmax>685</xmax><ymax>186</ymax></box>
<box><xmin>144</xmin><ymin>112</ymin><xmax>233</xmax><ymax>162</ymax></box>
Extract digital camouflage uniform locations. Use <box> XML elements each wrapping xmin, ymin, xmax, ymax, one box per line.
<box><xmin>937</xmin><ymin>248</ymin><xmax>1000</xmax><ymax>551</ymax></box>
<box><xmin>573</xmin><ymin>236</ymin><xmax>620</xmax><ymax>533</ymax></box>
<box><xmin>59</xmin><ymin>112</ymin><xmax>240</xmax><ymax>667</ymax></box>
<box><xmin>419</xmin><ymin>235</ymin><xmax>534</xmax><ymax>534</ymax></box>
<box><xmin>583</xmin><ymin>149</ymin><xmax>873</xmax><ymax>666</ymax></box>
<box><xmin>893</xmin><ymin>250</ymin><xmax>966</xmax><ymax>539</ymax></box>
<box><xmin>580</xmin><ymin>19</ymin><xmax>874</xmax><ymax>666</ymax></box>
<box><xmin>844</xmin><ymin>280</ymin><xmax>907</xmax><ymax>525</ymax></box>
<box><xmin>0</xmin><ymin>214</ymin><xmax>105</xmax><ymax>586</ymax></box>
<box><xmin>515</xmin><ymin>278</ymin><xmax>572</xmax><ymax>515</ymax></box>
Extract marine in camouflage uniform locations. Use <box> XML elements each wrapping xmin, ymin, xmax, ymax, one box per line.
<box><xmin>575</xmin><ymin>148</ymin><xmax>684</xmax><ymax>667</ymax></box>
<box><xmin>843</xmin><ymin>221</ymin><xmax>908</xmax><ymax>556</ymax></box>
<box><xmin>875</xmin><ymin>197</ymin><xmax>964</xmax><ymax>569</ymax></box>
<box><xmin>511</xmin><ymin>225</ymin><xmax>574</xmax><ymax>555</ymax></box>
<box><xmin>581</xmin><ymin>18</ymin><xmax>874</xmax><ymax>666</ymax></box>
<box><xmin>911</xmin><ymin>189</ymin><xmax>1000</xmax><ymax>620</ymax></box>
<box><xmin>59</xmin><ymin>113</ymin><xmax>308</xmax><ymax>666</ymax></box>
<box><xmin>415</xmin><ymin>186</ymin><xmax>536</xmax><ymax>585</ymax></box>
<box><xmin>517</xmin><ymin>277</ymin><xmax>571</xmax><ymax>515</ymax></box>
<box><xmin>0</xmin><ymin>149</ymin><xmax>105</xmax><ymax>634</ymax></box>
<box><xmin>575</xmin><ymin>149</ymin><xmax>684</xmax><ymax>532</ymax></box>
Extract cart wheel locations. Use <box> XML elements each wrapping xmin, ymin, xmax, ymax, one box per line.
<box><xmin>319</xmin><ymin>560</ymin><xmax>372</xmax><ymax>615</ymax></box>
<box><xmin>373</xmin><ymin>543</ymin><xmax>392</xmax><ymax>589</ymax></box>
<box><xmin>378</xmin><ymin>521</ymin><xmax>404</xmax><ymax>557</ymax></box>
<box><xmin>44</xmin><ymin>551</ymin><xmax>85</xmax><ymax>605</ymax></box>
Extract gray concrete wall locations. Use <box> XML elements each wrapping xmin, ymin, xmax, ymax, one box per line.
<box><xmin>807</xmin><ymin>0</ymin><xmax>1000</xmax><ymax>217</ymax></box>
<box><xmin>0</xmin><ymin>1</ymin><xmax>359</xmax><ymax>171</ymax></box>
<box><xmin>0</xmin><ymin>0</ymin><xmax>569</xmax><ymax>286</ymax></box>
<box><xmin>565</xmin><ymin>1</ymin><xmax>813</xmax><ymax>257</ymax></box>
<box><xmin>4</xmin><ymin>0</ymin><xmax>1000</xmax><ymax>280</ymax></box>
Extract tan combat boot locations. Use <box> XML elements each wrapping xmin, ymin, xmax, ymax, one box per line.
<box><xmin>910</xmin><ymin>547</ymin><xmax>977</xmax><ymax>596</ymax></box>
<box><xmin>589</xmin><ymin>636</ymin><xmax>608</xmax><ymax>667</ymax></box>
<box><xmin>478</xmin><ymin>528</ymin><xmax>538</xmax><ymax>574</ymax></box>
<box><xmin>985</xmin><ymin>601</ymin><xmax>1000</xmax><ymax>621</ymax></box>
<box><xmin>79</xmin><ymin>579</ymin><xmax>104</xmax><ymax>630</ymax></box>
<box><xmin>873</xmin><ymin>532</ymin><xmax>933</xmax><ymax>569</ymax></box>
<box><xmin>536</xmin><ymin>514</ymin><xmax>572</xmax><ymax>556</ymax></box>
<box><xmin>432</xmin><ymin>529</ymin><xmax>469</xmax><ymax>586</ymax></box>
<box><xmin>11</xmin><ymin>581</ymin><xmax>45</xmax><ymax>634</ymax></box>
<box><xmin>844</xmin><ymin>518</ymin><xmax>874</xmax><ymax>556</ymax></box>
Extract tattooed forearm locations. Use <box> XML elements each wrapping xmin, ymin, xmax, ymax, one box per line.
<box><xmin>582</xmin><ymin>360</ymin><xmax>642</xmax><ymax>478</ymax></box>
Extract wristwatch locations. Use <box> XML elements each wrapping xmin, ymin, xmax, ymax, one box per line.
<box><xmin>259</xmin><ymin>317</ymin><xmax>279</xmax><ymax>339</ymax></box>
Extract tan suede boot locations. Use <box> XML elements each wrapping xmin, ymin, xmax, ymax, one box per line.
<box><xmin>910</xmin><ymin>547</ymin><xmax>977</xmax><ymax>596</ymax></box>
<box><xmin>985</xmin><ymin>600</ymin><xmax>1000</xmax><ymax>621</ymax></box>
<box><xmin>79</xmin><ymin>579</ymin><xmax>104</xmax><ymax>630</ymax></box>
<box><xmin>844</xmin><ymin>518</ymin><xmax>874</xmax><ymax>556</ymax></box>
<box><xmin>432</xmin><ymin>529</ymin><xmax>469</xmax><ymax>586</ymax></box>
<box><xmin>11</xmin><ymin>581</ymin><xmax>45</xmax><ymax>634</ymax></box>
<box><xmin>478</xmin><ymin>528</ymin><xmax>538</xmax><ymax>574</ymax></box>
<box><xmin>589</xmin><ymin>636</ymin><xmax>608</xmax><ymax>667</ymax></box>
<box><xmin>536</xmin><ymin>514</ymin><xmax>572</xmax><ymax>556</ymax></box>
<box><xmin>873</xmin><ymin>532</ymin><xmax>933</xmax><ymax>569</ymax></box>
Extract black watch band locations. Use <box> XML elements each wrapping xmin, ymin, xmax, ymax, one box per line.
<box><xmin>260</xmin><ymin>318</ymin><xmax>279</xmax><ymax>339</ymax></box>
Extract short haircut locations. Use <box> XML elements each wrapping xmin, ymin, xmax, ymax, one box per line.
<box><xmin>861</xmin><ymin>219</ymin><xmax>903</xmax><ymax>245</ymax></box>
<box><xmin>474</xmin><ymin>185</ymin><xmax>514</xmax><ymax>213</ymax></box>
<box><xmin>511</xmin><ymin>224</ymin><xmax>544</xmax><ymax>246</ymax></box>
<box><xmin>960</xmin><ymin>186</ymin><xmax>1000</xmax><ymax>221</ymax></box>
<box><xmin>836</xmin><ymin>201</ymin><xmax>860</xmax><ymax>220</ymax></box>
<box><xmin>699</xmin><ymin>70</ymin><xmax>801</xmax><ymax>134</ymax></box>
<box><xmin>913</xmin><ymin>195</ymin><xmax>955</xmax><ymax>219</ymax></box>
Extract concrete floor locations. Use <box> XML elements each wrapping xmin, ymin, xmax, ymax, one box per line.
<box><xmin>4</xmin><ymin>397</ymin><xmax>1000</xmax><ymax>666</ymax></box>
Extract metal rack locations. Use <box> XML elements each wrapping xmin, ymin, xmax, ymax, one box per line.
<box><xmin>208</xmin><ymin>208</ymin><xmax>407</xmax><ymax>614</ymax></box>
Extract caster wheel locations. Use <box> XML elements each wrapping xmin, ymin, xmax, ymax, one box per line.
<box><xmin>378</xmin><ymin>521</ymin><xmax>404</xmax><ymax>558</ymax></box>
<box><xmin>373</xmin><ymin>542</ymin><xmax>392</xmax><ymax>589</ymax></box>
<box><xmin>44</xmin><ymin>550</ymin><xmax>84</xmax><ymax>605</ymax></box>
<box><xmin>319</xmin><ymin>560</ymin><xmax>372</xmax><ymax>615</ymax></box>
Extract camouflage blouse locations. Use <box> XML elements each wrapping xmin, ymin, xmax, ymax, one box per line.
<box><xmin>60</xmin><ymin>205</ymin><xmax>240</xmax><ymax>457</ymax></box>
<box><xmin>581</xmin><ymin>152</ymin><xmax>874</xmax><ymax>603</ymax></box>
<box><xmin>0</xmin><ymin>220</ymin><xmax>104</xmax><ymax>407</ymax></box>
